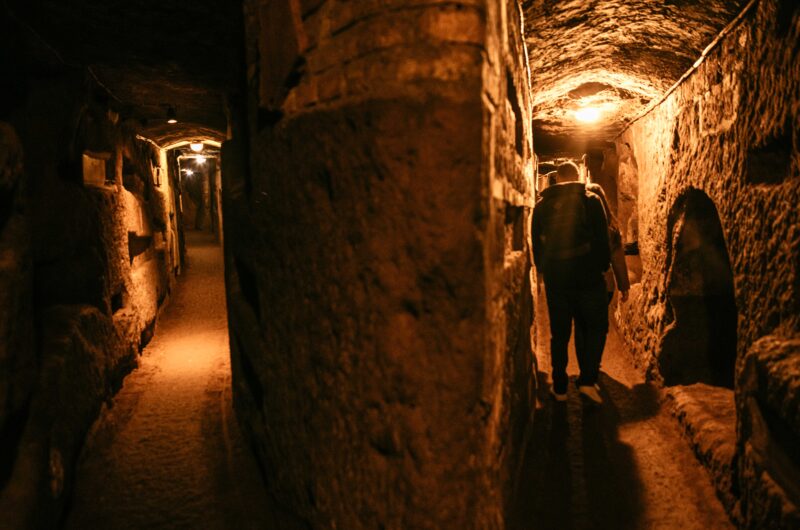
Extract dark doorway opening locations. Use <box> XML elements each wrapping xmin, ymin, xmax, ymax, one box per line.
<box><xmin>660</xmin><ymin>189</ymin><xmax>737</xmax><ymax>388</ymax></box>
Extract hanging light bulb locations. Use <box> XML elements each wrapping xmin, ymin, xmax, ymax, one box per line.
<box><xmin>195</xmin><ymin>155</ymin><xmax>206</xmax><ymax>165</ymax></box>
<box><xmin>190</xmin><ymin>142</ymin><xmax>204</xmax><ymax>152</ymax></box>
<box><xmin>166</xmin><ymin>106</ymin><xmax>178</xmax><ymax>124</ymax></box>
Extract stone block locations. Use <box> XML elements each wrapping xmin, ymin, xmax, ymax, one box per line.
<box><xmin>420</xmin><ymin>4</ymin><xmax>485</xmax><ymax>45</ymax></box>
<box><xmin>315</xmin><ymin>68</ymin><xmax>344</xmax><ymax>102</ymax></box>
<box><xmin>667</xmin><ymin>384</ymin><xmax>738</xmax><ymax>516</ymax></box>
<box><xmin>0</xmin><ymin>305</ymin><xmax>135</xmax><ymax>529</ymax></box>
<box><xmin>737</xmin><ymin>335</ymin><xmax>800</xmax><ymax>529</ymax></box>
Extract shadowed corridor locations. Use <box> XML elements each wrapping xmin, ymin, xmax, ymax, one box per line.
<box><xmin>1</xmin><ymin>1</ymin><xmax>798</xmax><ymax>528</ymax></box>
<box><xmin>63</xmin><ymin>232</ymin><xmax>271</xmax><ymax>529</ymax></box>
<box><xmin>59</xmin><ymin>244</ymin><xmax>736</xmax><ymax>529</ymax></box>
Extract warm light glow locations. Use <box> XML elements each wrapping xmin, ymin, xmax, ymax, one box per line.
<box><xmin>163</xmin><ymin>139</ymin><xmax>222</xmax><ymax>151</ymax></box>
<box><xmin>195</xmin><ymin>155</ymin><xmax>206</xmax><ymax>165</ymax></box>
<box><xmin>183</xmin><ymin>169</ymin><xmax>194</xmax><ymax>176</ymax></box>
<box><xmin>166</xmin><ymin>106</ymin><xmax>178</xmax><ymax>124</ymax></box>
<box><xmin>574</xmin><ymin>107</ymin><xmax>602</xmax><ymax>123</ymax></box>
<box><xmin>190</xmin><ymin>142</ymin><xmax>204</xmax><ymax>152</ymax></box>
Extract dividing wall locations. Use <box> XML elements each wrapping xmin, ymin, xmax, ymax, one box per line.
<box><xmin>224</xmin><ymin>1</ymin><xmax>536</xmax><ymax>527</ymax></box>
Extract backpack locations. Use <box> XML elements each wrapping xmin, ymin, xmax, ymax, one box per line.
<box><xmin>541</xmin><ymin>190</ymin><xmax>592</xmax><ymax>262</ymax></box>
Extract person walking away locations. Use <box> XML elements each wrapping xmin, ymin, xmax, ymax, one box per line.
<box><xmin>586</xmin><ymin>182</ymin><xmax>630</xmax><ymax>302</ymax></box>
<box><xmin>531</xmin><ymin>162</ymin><xmax>611</xmax><ymax>404</ymax></box>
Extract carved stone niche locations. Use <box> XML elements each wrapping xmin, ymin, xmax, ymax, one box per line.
<box><xmin>82</xmin><ymin>150</ymin><xmax>114</xmax><ymax>188</ymax></box>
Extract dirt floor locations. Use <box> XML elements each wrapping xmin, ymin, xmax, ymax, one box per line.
<box><xmin>63</xmin><ymin>231</ymin><xmax>273</xmax><ymax>530</ymax></box>
<box><xmin>62</xmin><ymin>233</ymin><xmax>734</xmax><ymax>529</ymax></box>
<box><xmin>511</xmin><ymin>283</ymin><xmax>735</xmax><ymax>530</ymax></box>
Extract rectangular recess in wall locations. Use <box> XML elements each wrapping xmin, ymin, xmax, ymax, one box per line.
<box><xmin>746</xmin><ymin>127</ymin><xmax>795</xmax><ymax>185</ymax></box>
<box><xmin>235</xmin><ymin>257</ymin><xmax>262</xmax><ymax>320</ymax></box>
<box><xmin>82</xmin><ymin>152</ymin><xmax>113</xmax><ymax>188</ymax></box>
<box><xmin>505</xmin><ymin>205</ymin><xmax>524</xmax><ymax>252</ymax></box>
<box><xmin>128</xmin><ymin>232</ymin><xmax>153</xmax><ymax>265</ymax></box>
<box><xmin>506</xmin><ymin>70</ymin><xmax>524</xmax><ymax>157</ymax></box>
<box><xmin>111</xmin><ymin>287</ymin><xmax>128</xmax><ymax>314</ymax></box>
<box><xmin>122</xmin><ymin>156</ymin><xmax>145</xmax><ymax>194</ymax></box>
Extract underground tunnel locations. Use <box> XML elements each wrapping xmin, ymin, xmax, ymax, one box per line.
<box><xmin>0</xmin><ymin>0</ymin><xmax>799</xmax><ymax>529</ymax></box>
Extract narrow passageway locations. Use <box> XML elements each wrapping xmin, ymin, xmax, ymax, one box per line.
<box><xmin>63</xmin><ymin>231</ymin><xmax>271</xmax><ymax>530</ymax></box>
<box><xmin>512</xmin><ymin>298</ymin><xmax>734</xmax><ymax>530</ymax></box>
<box><xmin>3</xmin><ymin>1</ymin><xmax>798</xmax><ymax>527</ymax></box>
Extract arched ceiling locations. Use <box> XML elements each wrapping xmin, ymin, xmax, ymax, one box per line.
<box><xmin>522</xmin><ymin>0</ymin><xmax>748</xmax><ymax>155</ymax></box>
<box><xmin>7</xmin><ymin>0</ymin><xmax>240</xmax><ymax>146</ymax></box>
<box><xmin>9</xmin><ymin>0</ymin><xmax>750</xmax><ymax>152</ymax></box>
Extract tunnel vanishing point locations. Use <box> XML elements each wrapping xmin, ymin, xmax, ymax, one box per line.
<box><xmin>0</xmin><ymin>0</ymin><xmax>799</xmax><ymax>529</ymax></box>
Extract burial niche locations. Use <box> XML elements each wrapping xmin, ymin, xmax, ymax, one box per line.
<box><xmin>659</xmin><ymin>189</ymin><xmax>737</xmax><ymax>388</ymax></box>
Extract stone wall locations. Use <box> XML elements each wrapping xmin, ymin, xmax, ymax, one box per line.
<box><xmin>0</xmin><ymin>123</ymin><xmax>35</xmax><ymax>515</ymax></box>
<box><xmin>482</xmin><ymin>0</ymin><xmax>537</xmax><ymax>510</ymax></box>
<box><xmin>225</xmin><ymin>0</ymin><xmax>534</xmax><ymax>527</ymax></box>
<box><xmin>0</xmin><ymin>37</ymin><xmax>183</xmax><ymax>525</ymax></box>
<box><xmin>212</xmin><ymin>159</ymin><xmax>224</xmax><ymax>244</ymax></box>
<box><xmin>614</xmin><ymin>0</ymin><xmax>799</xmax><ymax>526</ymax></box>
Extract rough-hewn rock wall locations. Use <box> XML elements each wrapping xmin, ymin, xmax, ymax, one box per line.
<box><xmin>0</xmin><ymin>42</ymin><xmax>183</xmax><ymax>525</ymax></box>
<box><xmin>522</xmin><ymin>0</ymin><xmax>747</xmax><ymax>150</ymax></box>
<box><xmin>0</xmin><ymin>123</ymin><xmax>34</xmax><ymax>507</ymax></box>
<box><xmin>737</xmin><ymin>335</ymin><xmax>800</xmax><ymax>528</ymax></box>
<box><xmin>226</xmin><ymin>1</ymin><xmax>534</xmax><ymax>527</ymax></box>
<box><xmin>613</xmin><ymin>0</ymin><xmax>799</xmax><ymax>526</ymax></box>
<box><xmin>482</xmin><ymin>0</ymin><xmax>537</xmax><ymax>510</ymax></box>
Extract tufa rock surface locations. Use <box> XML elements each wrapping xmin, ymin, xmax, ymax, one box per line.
<box><xmin>225</xmin><ymin>1</ymin><xmax>536</xmax><ymax>528</ymax></box>
<box><xmin>522</xmin><ymin>0</ymin><xmax>747</xmax><ymax>152</ymax></box>
<box><xmin>614</xmin><ymin>0</ymin><xmax>799</xmax><ymax>526</ymax></box>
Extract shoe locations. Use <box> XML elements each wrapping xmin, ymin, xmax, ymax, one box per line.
<box><xmin>549</xmin><ymin>387</ymin><xmax>568</xmax><ymax>402</ymax></box>
<box><xmin>578</xmin><ymin>384</ymin><xmax>602</xmax><ymax>404</ymax></box>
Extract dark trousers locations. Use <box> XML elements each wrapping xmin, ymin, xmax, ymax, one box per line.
<box><xmin>545</xmin><ymin>280</ymin><xmax>609</xmax><ymax>393</ymax></box>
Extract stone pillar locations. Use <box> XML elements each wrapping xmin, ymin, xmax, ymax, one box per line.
<box><xmin>225</xmin><ymin>1</ymin><xmax>534</xmax><ymax>527</ymax></box>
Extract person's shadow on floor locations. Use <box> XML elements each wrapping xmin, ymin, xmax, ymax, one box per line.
<box><xmin>510</xmin><ymin>371</ymin><xmax>660</xmax><ymax>530</ymax></box>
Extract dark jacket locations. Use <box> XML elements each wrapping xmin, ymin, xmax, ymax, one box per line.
<box><xmin>531</xmin><ymin>182</ymin><xmax>611</xmax><ymax>288</ymax></box>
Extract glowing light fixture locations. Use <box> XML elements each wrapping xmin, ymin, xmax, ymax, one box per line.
<box><xmin>195</xmin><ymin>155</ymin><xmax>206</xmax><ymax>165</ymax></box>
<box><xmin>166</xmin><ymin>106</ymin><xmax>178</xmax><ymax>124</ymax></box>
<box><xmin>183</xmin><ymin>168</ymin><xmax>194</xmax><ymax>176</ymax></box>
<box><xmin>574</xmin><ymin>106</ymin><xmax>601</xmax><ymax>123</ymax></box>
<box><xmin>190</xmin><ymin>142</ymin><xmax>204</xmax><ymax>152</ymax></box>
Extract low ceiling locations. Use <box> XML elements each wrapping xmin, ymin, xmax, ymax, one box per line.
<box><xmin>7</xmin><ymin>0</ymin><xmax>241</xmax><ymax>145</ymax></box>
<box><xmin>9</xmin><ymin>0</ymin><xmax>749</xmax><ymax>153</ymax></box>
<box><xmin>522</xmin><ymin>0</ymin><xmax>748</xmax><ymax>155</ymax></box>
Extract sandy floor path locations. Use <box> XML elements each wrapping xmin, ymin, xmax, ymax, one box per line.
<box><xmin>64</xmin><ymin>231</ymin><xmax>272</xmax><ymax>530</ymax></box>
<box><xmin>511</xmin><ymin>287</ymin><xmax>735</xmax><ymax>530</ymax></box>
<box><xmin>64</xmin><ymin>232</ymin><xmax>734</xmax><ymax>529</ymax></box>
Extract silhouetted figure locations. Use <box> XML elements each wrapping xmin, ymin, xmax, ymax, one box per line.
<box><xmin>531</xmin><ymin>162</ymin><xmax>611</xmax><ymax>404</ymax></box>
